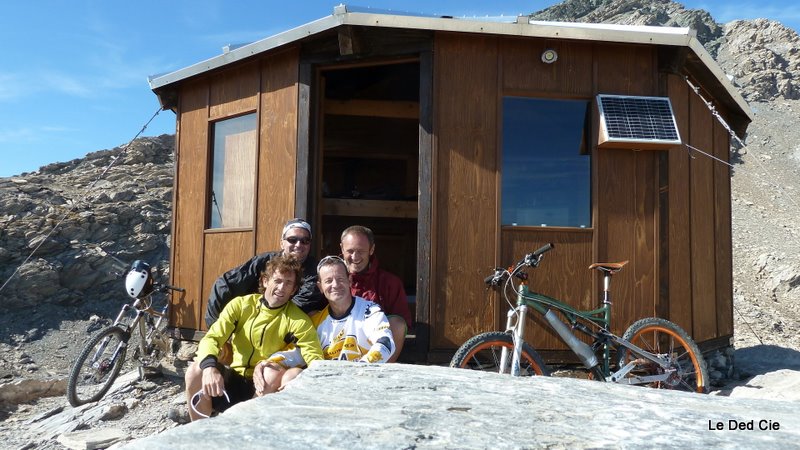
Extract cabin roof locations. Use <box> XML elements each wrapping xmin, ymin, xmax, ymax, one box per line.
<box><xmin>148</xmin><ymin>4</ymin><xmax>752</xmax><ymax>122</ymax></box>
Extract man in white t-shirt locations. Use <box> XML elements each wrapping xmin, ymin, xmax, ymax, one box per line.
<box><xmin>313</xmin><ymin>255</ymin><xmax>395</xmax><ymax>363</ymax></box>
<box><xmin>267</xmin><ymin>255</ymin><xmax>395</xmax><ymax>365</ymax></box>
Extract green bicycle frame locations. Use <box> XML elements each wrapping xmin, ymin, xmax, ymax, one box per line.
<box><xmin>507</xmin><ymin>283</ymin><xmax>614</xmax><ymax>376</ymax></box>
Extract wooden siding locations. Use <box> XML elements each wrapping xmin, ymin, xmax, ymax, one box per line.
<box><xmin>172</xmin><ymin>81</ymin><xmax>209</xmax><ymax>329</ymax></box>
<box><xmin>499</xmin><ymin>37</ymin><xmax>596</xmax><ymax>349</ymax></box>
<box><xmin>666</xmin><ymin>74</ymin><xmax>693</xmax><ymax>332</ymax></box>
<box><xmin>501</xmin><ymin>229</ymin><xmax>594</xmax><ymax>349</ymax></box>
<box><xmin>596</xmin><ymin>149</ymin><xmax>659</xmax><ymax>330</ymax></box>
<box><xmin>170</xmin><ymin>49</ymin><xmax>301</xmax><ymax>332</ymax></box>
<box><xmin>432</xmin><ymin>34</ymin><xmax>499</xmax><ymax>349</ymax></box>
<box><xmin>209</xmin><ymin>63</ymin><xmax>259</xmax><ymax>120</ymax></box>
<box><xmin>689</xmin><ymin>92</ymin><xmax>718</xmax><ymax>341</ymax></box>
<box><xmin>596</xmin><ymin>44</ymin><xmax>655</xmax><ymax>95</ymax></box>
<box><xmin>594</xmin><ymin>43</ymin><xmax>659</xmax><ymax>331</ymax></box>
<box><xmin>714</xmin><ymin>120</ymin><xmax>734</xmax><ymax>337</ymax></box>
<box><xmin>415</xmin><ymin>50</ymin><xmax>434</xmax><ymax>350</ymax></box>
<box><xmin>501</xmin><ymin>38</ymin><xmax>593</xmax><ymax>96</ymax></box>
<box><xmin>256</xmin><ymin>48</ymin><xmax>300</xmax><ymax>253</ymax></box>
<box><xmin>200</xmin><ymin>230</ymin><xmax>254</xmax><ymax>328</ymax></box>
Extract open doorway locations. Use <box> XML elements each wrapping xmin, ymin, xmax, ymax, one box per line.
<box><xmin>315</xmin><ymin>60</ymin><xmax>420</xmax><ymax>313</ymax></box>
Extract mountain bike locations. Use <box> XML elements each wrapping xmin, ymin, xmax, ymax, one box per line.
<box><xmin>450</xmin><ymin>243</ymin><xmax>709</xmax><ymax>393</ymax></box>
<box><xmin>66</xmin><ymin>260</ymin><xmax>185</xmax><ymax>406</ymax></box>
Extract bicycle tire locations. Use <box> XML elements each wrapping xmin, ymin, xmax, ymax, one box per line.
<box><xmin>617</xmin><ymin>317</ymin><xmax>709</xmax><ymax>393</ymax></box>
<box><xmin>450</xmin><ymin>331</ymin><xmax>550</xmax><ymax>376</ymax></box>
<box><xmin>67</xmin><ymin>326</ymin><xmax>129</xmax><ymax>406</ymax></box>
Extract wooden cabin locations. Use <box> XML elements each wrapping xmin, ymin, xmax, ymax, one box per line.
<box><xmin>149</xmin><ymin>6</ymin><xmax>752</xmax><ymax>362</ymax></box>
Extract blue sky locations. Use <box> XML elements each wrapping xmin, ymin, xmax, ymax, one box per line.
<box><xmin>1</xmin><ymin>0</ymin><xmax>798</xmax><ymax>177</ymax></box>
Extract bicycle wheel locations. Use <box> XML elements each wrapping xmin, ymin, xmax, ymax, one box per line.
<box><xmin>67</xmin><ymin>326</ymin><xmax>129</xmax><ymax>406</ymax></box>
<box><xmin>617</xmin><ymin>318</ymin><xmax>709</xmax><ymax>393</ymax></box>
<box><xmin>450</xmin><ymin>331</ymin><xmax>549</xmax><ymax>376</ymax></box>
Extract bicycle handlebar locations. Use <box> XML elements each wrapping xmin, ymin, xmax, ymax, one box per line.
<box><xmin>163</xmin><ymin>285</ymin><xmax>186</xmax><ymax>293</ymax></box>
<box><xmin>532</xmin><ymin>243</ymin><xmax>555</xmax><ymax>259</ymax></box>
<box><xmin>485</xmin><ymin>243</ymin><xmax>555</xmax><ymax>286</ymax></box>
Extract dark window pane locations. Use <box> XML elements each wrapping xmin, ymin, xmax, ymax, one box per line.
<box><xmin>501</xmin><ymin>98</ymin><xmax>590</xmax><ymax>228</ymax></box>
<box><xmin>209</xmin><ymin>114</ymin><xmax>257</xmax><ymax>229</ymax></box>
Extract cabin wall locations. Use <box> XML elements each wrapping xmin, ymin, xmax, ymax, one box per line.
<box><xmin>171</xmin><ymin>80</ymin><xmax>209</xmax><ymax>330</ymax></box>
<box><xmin>431</xmin><ymin>33</ymin><xmax>734</xmax><ymax>353</ymax></box>
<box><xmin>170</xmin><ymin>48</ymin><xmax>300</xmax><ymax>333</ymax></box>
<box><xmin>594</xmin><ymin>44</ymin><xmax>661</xmax><ymax>333</ymax></box>
<box><xmin>165</xmin><ymin>28</ymin><xmax>735</xmax><ymax>352</ymax></box>
<box><xmin>665</xmin><ymin>73</ymin><xmax>733</xmax><ymax>345</ymax></box>
<box><xmin>431</xmin><ymin>34</ymin><xmax>500</xmax><ymax>348</ymax></box>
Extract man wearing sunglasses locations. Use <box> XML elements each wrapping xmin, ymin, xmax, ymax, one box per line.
<box><xmin>205</xmin><ymin>218</ymin><xmax>326</xmax><ymax>328</ymax></box>
<box><xmin>258</xmin><ymin>255</ymin><xmax>395</xmax><ymax>370</ymax></box>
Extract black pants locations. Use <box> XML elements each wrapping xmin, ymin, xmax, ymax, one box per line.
<box><xmin>210</xmin><ymin>363</ymin><xmax>255</xmax><ymax>413</ymax></box>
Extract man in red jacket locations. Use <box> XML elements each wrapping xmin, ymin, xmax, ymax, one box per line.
<box><xmin>340</xmin><ymin>225</ymin><xmax>413</xmax><ymax>362</ymax></box>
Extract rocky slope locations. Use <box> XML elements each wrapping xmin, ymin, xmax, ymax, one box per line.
<box><xmin>1</xmin><ymin>0</ymin><xmax>800</xmax><ymax>448</ymax></box>
<box><xmin>0</xmin><ymin>134</ymin><xmax>173</xmax><ymax>311</ymax></box>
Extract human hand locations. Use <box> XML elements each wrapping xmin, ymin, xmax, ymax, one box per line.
<box><xmin>201</xmin><ymin>366</ymin><xmax>225</xmax><ymax>398</ymax></box>
<box><xmin>252</xmin><ymin>361</ymin><xmax>266</xmax><ymax>396</ymax></box>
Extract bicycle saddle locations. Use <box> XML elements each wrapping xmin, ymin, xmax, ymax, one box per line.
<box><xmin>589</xmin><ymin>261</ymin><xmax>628</xmax><ymax>274</ymax></box>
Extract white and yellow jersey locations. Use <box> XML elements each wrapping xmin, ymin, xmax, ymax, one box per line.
<box><xmin>312</xmin><ymin>296</ymin><xmax>395</xmax><ymax>363</ymax></box>
<box><xmin>268</xmin><ymin>296</ymin><xmax>395</xmax><ymax>366</ymax></box>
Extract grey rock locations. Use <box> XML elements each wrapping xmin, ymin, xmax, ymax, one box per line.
<box><xmin>0</xmin><ymin>377</ymin><xmax>66</xmax><ymax>404</ymax></box>
<box><xmin>729</xmin><ymin>369</ymin><xmax>800</xmax><ymax>401</ymax></box>
<box><xmin>57</xmin><ymin>428</ymin><xmax>127</xmax><ymax>450</ymax></box>
<box><xmin>99</xmin><ymin>403</ymin><xmax>129</xmax><ymax>421</ymax></box>
<box><xmin>0</xmin><ymin>135</ymin><xmax>173</xmax><ymax>311</ymax></box>
<box><xmin>167</xmin><ymin>405</ymin><xmax>190</xmax><ymax>424</ymax></box>
<box><xmin>125</xmin><ymin>362</ymin><xmax>800</xmax><ymax>449</ymax></box>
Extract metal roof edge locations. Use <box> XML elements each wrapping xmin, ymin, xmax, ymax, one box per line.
<box><xmin>687</xmin><ymin>37</ymin><xmax>753</xmax><ymax>121</ymax></box>
<box><xmin>337</xmin><ymin>11</ymin><xmax>696</xmax><ymax>47</ymax></box>
<box><xmin>149</xmin><ymin>8</ymin><xmax>699</xmax><ymax>91</ymax></box>
<box><xmin>148</xmin><ymin>5</ymin><xmax>752</xmax><ymax>122</ymax></box>
<box><xmin>148</xmin><ymin>14</ymin><xmax>344</xmax><ymax>90</ymax></box>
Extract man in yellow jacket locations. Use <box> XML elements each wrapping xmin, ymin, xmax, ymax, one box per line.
<box><xmin>185</xmin><ymin>255</ymin><xmax>323</xmax><ymax>420</ymax></box>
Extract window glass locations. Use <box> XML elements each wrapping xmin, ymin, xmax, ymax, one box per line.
<box><xmin>209</xmin><ymin>114</ymin><xmax>257</xmax><ymax>229</ymax></box>
<box><xmin>502</xmin><ymin>97</ymin><xmax>591</xmax><ymax>228</ymax></box>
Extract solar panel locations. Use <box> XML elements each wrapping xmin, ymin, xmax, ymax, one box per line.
<box><xmin>597</xmin><ymin>94</ymin><xmax>681</xmax><ymax>150</ymax></box>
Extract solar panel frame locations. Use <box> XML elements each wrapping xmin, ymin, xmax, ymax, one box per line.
<box><xmin>597</xmin><ymin>94</ymin><xmax>682</xmax><ymax>149</ymax></box>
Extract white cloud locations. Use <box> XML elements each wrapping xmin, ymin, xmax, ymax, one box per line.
<box><xmin>0</xmin><ymin>127</ymin><xmax>37</xmax><ymax>143</ymax></box>
<box><xmin>0</xmin><ymin>73</ymin><xmax>28</xmax><ymax>101</ymax></box>
<box><xmin>39</xmin><ymin>72</ymin><xmax>94</xmax><ymax>97</ymax></box>
<box><xmin>40</xmin><ymin>125</ymin><xmax>79</xmax><ymax>133</ymax></box>
<box><xmin>0</xmin><ymin>125</ymin><xmax>77</xmax><ymax>144</ymax></box>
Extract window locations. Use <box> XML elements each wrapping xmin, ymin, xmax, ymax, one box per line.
<box><xmin>208</xmin><ymin>113</ymin><xmax>257</xmax><ymax>229</ymax></box>
<box><xmin>501</xmin><ymin>97</ymin><xmax>591</xmax><ymax>228</ymax></box>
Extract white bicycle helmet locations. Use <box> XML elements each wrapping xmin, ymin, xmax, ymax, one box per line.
<box><xmin>125</xmin><ymin>260</ymin><xmax>154</xmax><ymax>299</ymax></box>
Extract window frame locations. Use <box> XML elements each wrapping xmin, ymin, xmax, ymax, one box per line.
<box><xmin>206</xmin><ymin>112</ymin><xmax>258</xmax><ymax>231</ymax></box>
<box><xmin>500</xmin><ymin>96</ymin><xmax>593</xmax><ymax>229</ymax></box>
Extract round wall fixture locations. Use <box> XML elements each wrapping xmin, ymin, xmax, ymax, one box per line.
<box><xmin>541</xmin><ymin>48</ymin><xmax>558</xmax><ymax>64</ymax></box>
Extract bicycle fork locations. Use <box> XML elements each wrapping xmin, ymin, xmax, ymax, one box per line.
<box><xmin>500</xmin><ymin>305</ymin><xmax>529</xmax><ymax>376</ymax></box>
<box><xmin>89</xmin><ymin>333</ymin><xmax>128</xmax><ymax>376</ymax></box>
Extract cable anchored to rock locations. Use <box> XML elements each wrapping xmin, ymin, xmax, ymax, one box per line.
<box><xmin>0</xmin><ymin>108</ymin><xmax>163</xmax><ymax>296</ymax></box>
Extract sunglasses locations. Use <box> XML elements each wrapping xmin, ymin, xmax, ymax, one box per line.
<box><xmin>285</xmin><ymin>236</ymin><xmax>311</xmax><ymax>245</ymax></box>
